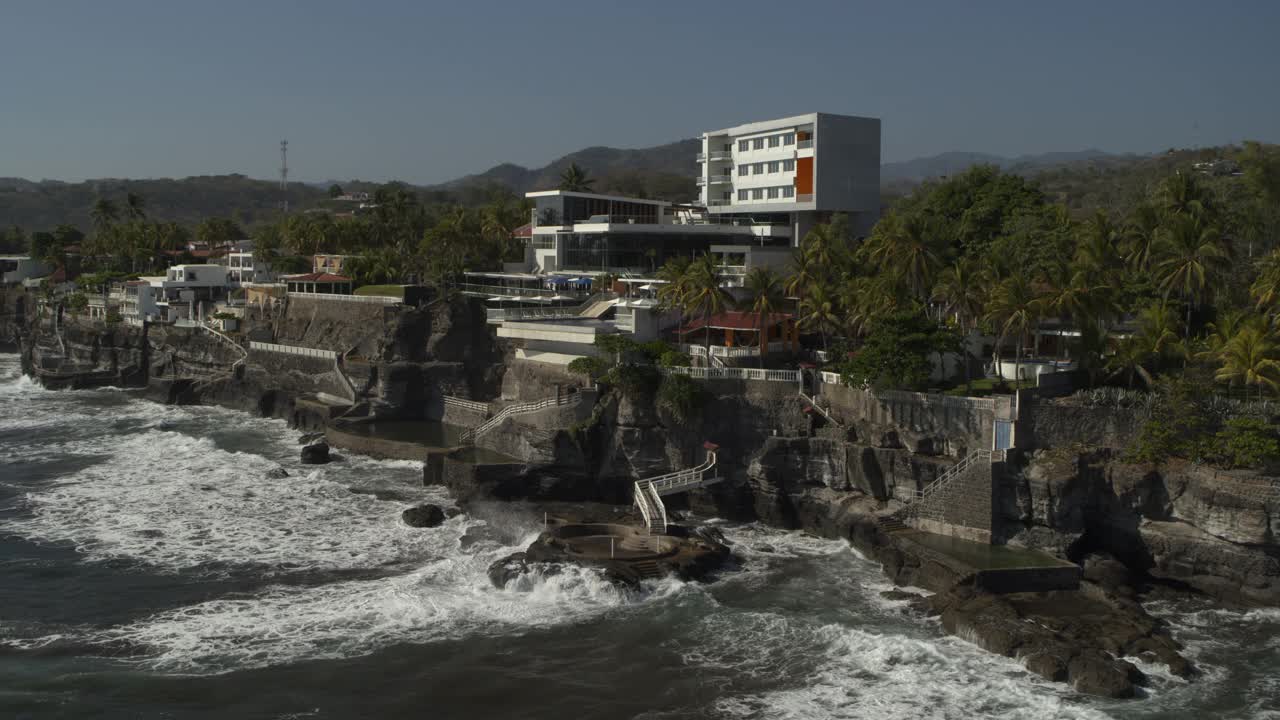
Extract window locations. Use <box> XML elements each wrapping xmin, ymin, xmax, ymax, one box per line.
<box><xmin>782</xmin><ymin>186</ymin><xmax>794</xmax><ymax>198</ymax></box>
<box><xmin>783</xmin><ymin>133</ymin><xmax>795</xmax><ymax>145</ymax></box>
<box><xmin>768</xmin><ymin>135</ymin><xmax>780</xmax><ymax>148</ymax></box>
<box><xmin>768</xmin><ymin>161</ymin><xmax>780</xmax><ymax>173</ymax></box>
<box><xmin>752</xmin><ymin>188</ymin><xmax>764</xmax><ymax>200</ymax></box>
<box><xmin>755</xmin><ymin>162</ymin><xmax>766</xmax><ymax>174</ymax></box>
<box><xmin>767</xmin><ymin>187</ymin><xmax>779</xmax><ymax>199</ymax></box>
<box><xmin>738</xmin><ymin>140</ymin><xmax>749</xmax><ymax>152</ymax></box>
<box><xmin>723</xmin><ymin>191</ymin><xmax>732</xmax><ymax>200</ymax></box>
<box><xmin>722</xmin><ymin>143</ymin><xmax>731</xmax><ymax>151</ymax></box>
<box><xmin>752</xmin><ymin>138</ymin><xmax>764</xmax><ymax>150</ymax></box>
<box><xmin>738</xmin><ymin>189</ymin><xmax>749</xmax><ymax>201</ymax></box>
<box><xmin>738</xmin><ymin>165</ymin><xmax>749</xmax><ymax>176</ymax></box>
<box><xmin>783</xmin><ymin>159</ymin><xmax>795</xmax><ymax>172</ymax></box>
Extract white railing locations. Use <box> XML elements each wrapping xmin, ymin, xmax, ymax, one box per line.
<box><xmin>442</xmin><ymin>395</ymin><xmax>489</xmax><ymax>414</ymax></box>
<box><xmin>682</xmin><ymin>341</ymin><xmax>789</xmax><ymax>359</ymax></box>
<box><xmin>249</xmin><ymin>341</ymin><xmax>338</xmax><ymax>360</ymax></box>
<box><xmin>799</xmin><ymin>392</ymin><xmax>840</xmax><ymax>426</ymax></box>
<box><xmin>486</xmin><ymin>292</ymin><xmax>616</xmax><ymax>322</ymax></box>
<box><xmin>633</xmin><ymin>450</ymin><xmax>718</xmax><ymax>534</ymax></box>
<box><xmin>197</xmin><ymin>321</ymin><xmax>248</xmax><ymax>367</ymax></box>
<box><xmin>460</xmin><ymin>392</ymin><xmax>582</xmax><ymax>443</ymax></box>
<box><xmin>820</xmin><ymin>371</ymin><xmax>842</xmax><ymax>385</ymax></box>
<box><xmin>662</xmin><ymin>366</ymin><xmax>800</xmax><ymax>383</ymax></box>
<box><xmin>287</xmin><ymin>291</ymin><xmax>401</xmax><ymax>305</ymax></box>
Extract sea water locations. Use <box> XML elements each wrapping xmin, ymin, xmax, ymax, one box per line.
<box><xmin>0</xmin><ymin>354</ymin><xmax>1276</xmax><ymax>719</ymax></box>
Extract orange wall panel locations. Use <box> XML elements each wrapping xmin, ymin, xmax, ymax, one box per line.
<box><xmin>795</xmin><ymin>157</ymin><xmax>814</xmax><ymax>194</ymax></box>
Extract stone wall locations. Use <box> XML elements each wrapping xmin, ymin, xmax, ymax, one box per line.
<box><xmin>1021</xmin><ymin>398</ymin><xmax>1145</xmax><ymax>451</ymax></box>
<box><xmin>499</xmin><ymin>358</ymin><xmax>587</xmax><ymax>403</ymax></box>
<box><xmin>821</xmin><ymin>381</ymin><xmax>994</xmax><ymax>457</ymax></box>
<box><xmin>245</xmin><ymin>349</ymin><xmax>348</xmax><ymax>400</ymax></box>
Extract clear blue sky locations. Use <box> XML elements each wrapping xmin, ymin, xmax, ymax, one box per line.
<box><xmin>2</xmin><ymin>0</ymin><xmax>1278</xmax><ymax>184</ymax></box>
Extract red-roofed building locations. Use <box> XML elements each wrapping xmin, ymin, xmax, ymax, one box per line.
<box><xmin>284</xmin><ymin>272</ymin><xmax>353</xmax><ymax>295</ymax></box>
<box><xmin>678</xmin><ymin>310</ymin><xmax>799</xmax><ymax>356</ymax></box>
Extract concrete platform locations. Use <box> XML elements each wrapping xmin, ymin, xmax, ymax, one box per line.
<box><xmin>893</xmin><ymin>530</ymin><xmax>1081</xmax><ymax>593</ymax></box>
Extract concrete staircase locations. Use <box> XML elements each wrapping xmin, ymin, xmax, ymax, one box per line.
<box><xmin>459</xmin><ymin>392</ymin><xmax>582</xmax><ymax>444</ymax></box>
<box><xmin>631</xmin><ymin>559</ymin><xmax>664</xmax><ymax>580</ymax></box>
<box><xmin>885</xmin><ymin>448</ymin><xmax>1004</xmax><ymax>536</ymax></box>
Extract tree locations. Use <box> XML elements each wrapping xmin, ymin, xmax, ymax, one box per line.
<box><xmin>1153</xmin><ymin>214</ymin><xmax>1231</xmax><ymax>340</ymax></box>
<box><xmin>195</xmin><ymin>217</ymin><xmax>246</xmax><ymax>249</ymax></box>
<box><xmin>861</xmin><ymin>212</ymin><xmax>941</xmax><ymax>303</ymax></box>
<box><xmin>328</xmin><ymin>184</ymin><xmax>344</xmax><ymax>198</ymax></box>
<box><xmin>124</xmin><ymin>192</ymin><xmax>147</xmax><ymax>221</ymax></box>
<box><xmin>839</xmin><ymin>311</ymin><xmax>960</xmax><ymax>391</ymax></box>
<box><xmin>1124</xmin><ymin>202</ymin><xmax>1162</xmax><ymax>273</ymax></box>
<box><xmin>1215</xmin><ymin>325</ymin><xmax>1280</xmax><ymax>399</ymax></box>
<box><xmin>558</xmin><ymin>163</ymin><xmax>595</xmax><ymax>192</ymax></box>
<box><xmin>984</xmin><ymin>274</ymin><xmax>1041</xmax><ymax>385</ymax></box>
<box><xmin>740</xmin><ymin>267</ymin><xmax>784</xmax><ymax>367</ymax></box>
<box><xmin>678</xmin><ymin>254</ymin><xmax>733</xmax><ymax>359</ymax></box>
<box><xmin>798</xmin><ymin>278</ymin><xmax>842</xmax><ymax>351</ymax></box>
<box><xmin>1252</xmin><ymin>249</ymin><xmax>1280</xmax><ymax>312</ymax></box>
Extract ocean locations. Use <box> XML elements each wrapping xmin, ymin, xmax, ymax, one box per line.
<box><xmin>1</xmin><ymin>353</ymin><xmax>1276</xmax><ymax>719</ymax></box>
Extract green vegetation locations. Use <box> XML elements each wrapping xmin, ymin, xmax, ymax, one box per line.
<box><xmin>65</xmin><ymin>292</ymin><xmax>88</xmax><ymax>311</ymax></box>
<box><xmin>658</xmin><ymin>373</ymin><xmax>708</xmax><ymax>424</ymax></box>
<box><xmin>1126</xmin><ymin>376</ymin><xmax>1280</xmax><ymax>469</ymax></box>
<box><xmin>354</xmin><ymin>284</ymin><xmax>405</xmax><ymax>299</ymax></box>
<box><xmin>836</xmin><ymin>311</ymin><xmax>960</xmax><ymax>391</ymax></box>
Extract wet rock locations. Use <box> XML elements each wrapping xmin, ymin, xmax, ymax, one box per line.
<box><xmin>1068</xmin><ymin>651</ymin><xmax>1143</xmax><ymax>698</ymax></box>
<box><xmin>402</xmin><ymin>503</ymin><xmax>446</xmax><ymax>528</ymax></box>
<box><xmin>692</xmin><ymin>526</ymin><xmax>731</xmax><ymax>547</ymax></box>
<box><xmin>264</xmin><ymin>467</ymin><xmax>290</xmax><ymax>480</ymax></box>
<box><xmin>488</xmin><ymin>552</ymin><xmax>529</xmax><ymax>588</ymax></box>
<box><xmin>300</xmin><ymin>442</ymin><xmax>330</xmax><ymax>465</ymax></box>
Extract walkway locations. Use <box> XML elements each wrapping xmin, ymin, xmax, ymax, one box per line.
<box><xmin>633</xmin><ymin>447</ymin><xmax>719</xmax><ymax>534</ymax></box>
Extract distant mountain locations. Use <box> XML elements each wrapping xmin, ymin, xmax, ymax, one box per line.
<box><xmin>432</xmin><ymin>139</ymin><xmax>701</xmax><ymax>196</ymax></box>
<box><xmin>881</xmin><ymin>149</ymin><xmax>1119</xmax><ymax>185</ymax></box>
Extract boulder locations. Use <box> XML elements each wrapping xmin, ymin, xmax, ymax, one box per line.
<box><xmin>264</xmin><ymin>467</ymin><xmax>290</xmax><ymax>479</ymax></box>
<box><xmin>300</xmin><ymin>442</ymin><xmax>330</xmax><ymax>465</ymax></box>
<box><xmin>402</xmin><ymin>503</ymin><xmax>446</xmax><ymax>528</ymax></box>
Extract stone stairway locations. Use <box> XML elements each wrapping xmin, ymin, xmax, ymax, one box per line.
<box><xmin>876</xmin><ymin>514</ymin><xmax>912</xmax><ymax>534</ymax></box>
<box><xmin>631</xmin><ymin>559</ymin><xmax>664</xmax><ymax>580</ymax></box>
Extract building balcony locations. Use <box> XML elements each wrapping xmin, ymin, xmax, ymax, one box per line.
<box><xmin>696</xmin><ymin>175</ymin><xmax>734</xmax><ymax>186</ymax></box>
<box><xmin>696</xmin><ymin>151</ymin><xmax>734</xmax><ymax>162</ymax></box>
<box><xmin>796</xmin><ymin>193</ymin><xmax>814</xmax><ymax>202</ymax></box>
<box><xmin>707</xmin><ymin>199</ymin><xmax>731</xmax><ymax>206</ymax></box>
<box><xmin>797</xmin><ymin>139</ymin><xmax>813</xmax><ymax>149</ymax></box>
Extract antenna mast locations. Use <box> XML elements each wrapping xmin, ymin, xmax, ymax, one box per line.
<box><xmin>279</xmin><ymin>139</ymin><xmax>289</xmax><ymax>213</ymax></box>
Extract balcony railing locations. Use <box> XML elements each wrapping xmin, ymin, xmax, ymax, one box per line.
<box><xmin>797</xmin><ymin>139</ymin><xmax>813</xmax><ymax>149</ymax></box>
<box><xmin>696</xmin><ymin>175</ymin><xmax>733</xmax><ymax>186</ymax></box>
<box><xmin>696</xmin><ymin>151</ymin><xmax>734</xmax><ymax>162</ymax></box>
<box><xmin>796</xmin><ymin>193</ymin><xmax>814</xmax><ymax>202</ymax></box>
<box><xmin>707</xmin><ymin>199</ymin><xmax>731</xmax><ymax>206</ymax></box>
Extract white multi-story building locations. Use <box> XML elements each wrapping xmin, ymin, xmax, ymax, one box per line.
<box><xmin>227</xmin><ymin>250</ymin><xmax>277</xmax><ymax>285</ymax></box>
<box><xmin>698</xmin><ymin>112</ymin><xmax>881</xmax><ymax>241</ymax></box>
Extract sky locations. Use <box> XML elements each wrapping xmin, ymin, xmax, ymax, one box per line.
<box><xmin>2</xmin><ymin>0</ymin><xmax>1279</xmax><ymax>185</ymax></box>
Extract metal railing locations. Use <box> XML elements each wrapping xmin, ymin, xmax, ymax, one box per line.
<box><xmin>287</xmin><ymin>291</ymin><xmax>400</xmax><ymax>305</ymax></box>
<box><xmin>455</xmin><ymin>282</ymin><xmax>587</xmax><ymax>300</ymax></box>
<box><xmin>249</xmin><ymin>341</ymin><xmax>338</xmax><ymax>360</ymax></box>
<box><xmin>633</xmin><ymin>450</ymin><xmax>718</xmax><ymax>534</ymax></box>
<box><xmin>663</xmin><ymin>366</ymin><xmax>800</xmax><ymax>383</ymax></box>
<box><xmin>696</xmin><ymin>151</ymin><xmax>733</xmax><ymax>162</ymax></box>
<box><xmin>683</xmin><ymin>342</ymin><xmax>790</xmax><ymax>360</ymax></box>
<box><xmin>797</xmin><ymin>139</ymin><xmax>813</xmax><ymax>149</ymax></box>
<box><xmin>799</xmin><ymin>392</ymin><xmax>841</xmax><ymax>426</ymax></box>
<box><xmin>909</xmin><ymin>449</ymin><xmax>993</xmax><ymax>506</ymax></box>
<box><xmin>460</xmin><ymin>392</ymin><xmax>582</xmax><ymax>443</ymax></box>
<box><xmin>485</xmin><ymin>292</ymin><xmax>616</xmax><ymax>322</ymax></box>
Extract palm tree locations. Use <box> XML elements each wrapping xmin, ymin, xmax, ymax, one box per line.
<box><xmin>1158</xmin><ymin>171</ymin><xmax>1215</xmax><ymax>221</ymax></box>
<box><xmin>798</xmin><ymin>278</ymin><xmax>842</xmax><ymax>351</ymax></box>
<box><xmin>655</xmin><ymin>255</ymin><xmax>692</xmax><ymax>312</ymax></box>
<box><xmin>1251</xmin><ymin>249</ymin><xmax>1280</xmax><ymax>312</ymax></box>
<box><xmin>1216</xmin><ymin>325</ymin><xmax>1280</xmax><ymax>400</ymax></box>
<box><xmin>1153</xmin><ymin>214</ymin><xmax>1231</xmax><ymax>340</ymax></box>
<box><xmin>124</xmin><ymin>192</ymin><xmax>147</xmax><ymax>221</ymax></box>
<box><xmin>1104</xmin><ymin>337</ymin><xmax>1157</xmax><ymax>389</ymax></box>
<box><xmin>985</xmin><ymin>274</ymin><xmax>1040</xmax><ymax>385</ymax></box>
<box><xmin>862</xmin><ymin>213</ymin><xmax>940</xmax><ymax>303</ymax></box>
<box><xmin>558</xmin><ymin>163</ymin><xmax>595</xmax><ymax>192</ymax></box>
<box><xmin>1135</xmin><ymin>300</ymin><xmax>1184</xmax><ymax>362</ymax></box>
<box><xmin>933</xmin><ymin>259</ymin><xmax>984</xmax><ymax>333</ymax></box>
<box><xmin>1124</xmin><ymin>202</ymin><xmax>1162</xmax><ymax>273</ymax></box>
<box><xmin>784</xmin><ymin>249</ymin><xmax>818</xmax><ymax>306</ymax></box>
<box><xmin>740</xmin><ymin>267</ymin><xmax>784</xmax><ymax>367</ymax></box>
<box><xmin>679</xmin><ymin>254</ymin><xmax>732</xmax><ymax>359</ymax></box>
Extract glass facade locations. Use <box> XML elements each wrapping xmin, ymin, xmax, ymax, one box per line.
<box><xmin>561</xmin><ymin>231</ymin><xmax>786</xmax><ymax>272</ymax></box>
<box><xmin>534</xmin><ymin>195</ymin><xmax>660</xmax><ymax>226</ymax></box>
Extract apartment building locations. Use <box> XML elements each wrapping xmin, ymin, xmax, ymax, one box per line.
<box><xmin>698</xmin><ymin>112</ymin><xmax>881</xmax><ymax>240</ymax></box>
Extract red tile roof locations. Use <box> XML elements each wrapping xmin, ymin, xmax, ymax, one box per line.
<box><xmin>679</xmin><ymin>310</ymin><xmax>793</xmax><ymax>333</ymax></box>
<box><xmin>512</xmin><ymin>222</ymin><xmax>533</xmax><ymax>238</ymax></box>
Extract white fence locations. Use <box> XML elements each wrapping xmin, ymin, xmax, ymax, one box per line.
<box><xmin>460</xmin><ymin>392</ymin><xmax>582</xmax><ymax>442</ymax></box>
<box><xmin>662</xmin><ymin>366</ymin><xmax>800</xmax><ymax>383</ymax></box>
<box><xmin>442</xmin><ymin>395</ymin><xmax>489</xmax><ymax>414</ymax></box>
<box><xmin>249</xmin><ymin>341</ymin><xmax>338</xmax><ymax>360</ymax></box>
<box><xmin>682</xmin><ymin>341</ymin><xmax>789</xmax><ymax>359</ymax></box>
<box><xmin>288</xmin><ymin>292</ymin><xmax>401</xmax><ymax>305</ymax></box>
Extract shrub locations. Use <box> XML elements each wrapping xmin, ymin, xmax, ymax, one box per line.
<box><xmin>658</xmin><ymin>373</ymin><xmax>708</xmax><ymax>424</ymax></box>
<box><xmin>607</xmin><ymin>363</ymin><xmax>662</xmax><ymax>398</ymax></box>
<box><xmin>658</xmin><ymin>350</ymin><xmax>691</xmax><ymax>367</ymax></box>
<box><xmin>837</xmin><ymin>311</ymin><xmax>960</xmax><ymax>391</ymax></box>
<box><xmin>1208</xmin><ymin>418</ymin><xmax>1280</xmax><ymax>469</ymax></box>
<box><xmin>568</xmin><ymin>356</ymin><xmax>609</xmax><ymax>378</ymax></box>
<box><xmin>65</xmin><ymin>292</ymin><xmax>88</xmax><ymax>311</ymax></box>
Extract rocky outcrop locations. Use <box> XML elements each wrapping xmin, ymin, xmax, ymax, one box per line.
<box><xmin>1005</xmin><ymin>449</ymin><xmax>1280</xmax><ymax>606</ymax></box>
<box><xmin>300</xmin><ymin>442</ymin><xmax>330</xmax><ymax>464</ymax></box>
<box><xmin>402</xmin><ymin>503</ymin><xmax>446</xmax><ymax>528</ymax></box>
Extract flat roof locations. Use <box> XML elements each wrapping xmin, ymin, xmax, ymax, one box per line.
<box><xmin>701</xmin><ymin>111</ymin><xmax>878</xmax><ymax>138</ymax></box>
<box><xmin>524</xmin><ymin>189</ymin><xmax>670</xmax><ymax>207</ymax></box>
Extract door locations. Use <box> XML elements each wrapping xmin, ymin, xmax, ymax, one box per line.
<box><xmin>994</xmin><ymin>420</ymin><xmax>1013</xmax><ymax>451</ymax></box>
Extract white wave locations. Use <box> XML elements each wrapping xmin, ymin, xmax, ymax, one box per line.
<box><xmin>703</xmin><ymin>617</ymin><xmax>1110</xmax><ymax>720</ymax></box>
<box><xmin>6</xmin><ymin>427</ymin><xmax>447</xmax><ymax>573</ymax></box>
<box><xmin>81</xmin><ymin>536</ymin><xmax>687</xmax><ymax>674</ymax></box>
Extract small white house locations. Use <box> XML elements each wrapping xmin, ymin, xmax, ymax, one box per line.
<box><xmin>149</xmin><ymin>265</ymin><xmax>232</xmax><ymax>322</ymax></box>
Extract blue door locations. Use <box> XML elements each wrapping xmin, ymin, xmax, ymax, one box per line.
<box><xmin>994</xmin><ymin>420</ymin><xmax>1013</xmax><ymax>451</ymax></box>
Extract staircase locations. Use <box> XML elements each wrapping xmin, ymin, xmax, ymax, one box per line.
<box><xmin>799</xmin><ymin>392</ymin><xmax>841</xmax><ymax>427</ymax></box>
<box><xmin>631</xmin><ymin>559</ymin><xmax>664</xmax><ymax>580</ymax></box>
<box><xmin>880</xmin><ymin>448</ymin><xmax>1004</xmax><ymax>533</ymax></box>
<box><xmin>632</xmin><ymin>449</ymin><xmax>720</xmax><ymax>534</ymax></box>
<box><xmin>459</xmin><ymin>392</ymin><xmax>581</xmax><ymax>444</ymax></box>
